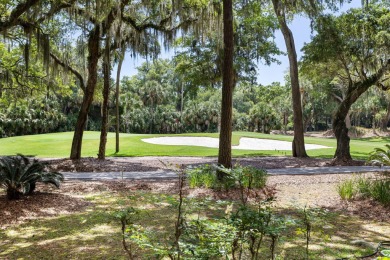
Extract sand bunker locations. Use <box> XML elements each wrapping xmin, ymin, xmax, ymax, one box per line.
<box><xmin>141</xmin><ymin>137</ymin><xmax>330</xmax><ymax>150</ymax></box>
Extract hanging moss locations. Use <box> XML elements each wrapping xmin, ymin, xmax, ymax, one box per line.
<box><xmin>43</xmin><ymin>34</ymin><xmax>50</xmax><ymax>75</ymax></box>
<box><xmin>24</xmin><ymin>43</ymin><xmax>29</xmax><ymax>76</ymax></box>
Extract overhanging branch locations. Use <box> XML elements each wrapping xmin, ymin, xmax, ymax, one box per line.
<box><xmin>0</xmin><ymin>0</ymin><xmax>40</xmax><ymax>32</ymax></box>
<box><xmin>50</xmin><ymin>53</ymin><xmax>86</xmax><ymax>93</ymax></box>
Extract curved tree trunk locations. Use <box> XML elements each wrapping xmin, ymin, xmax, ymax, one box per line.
<box><xmin>271</xmin><ymin>0</ymin><xmax>307</xmax><ymax>157</ymax></box>
<box><xmin>98</xmin><ymin>36</ymin><xmax>111</xmax><ymax>160</ymax></box>
<box><xmin>218</xmin><ymin>0</ymin><xmax>234</xmax><ymax>173</ymax></box>
<box><xmin>333</xmin><ymin>98</ymin><xmax>353</xmax><ymax>162</ymax></box>
<box><xmin>333</xmin><ymin>60</ymin><xmax>390</xmax><ymax>162</ymax></box>
<box><xmin>70</xmin><ymin>26</ymin><xmax>100</xmax><ymax>160</ymax></box>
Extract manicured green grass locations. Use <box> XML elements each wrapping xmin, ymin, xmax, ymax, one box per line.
<box><xmin>0</xmin><ymin>131</ymin><xmax>387</xmax><ymax>159</ymax></box>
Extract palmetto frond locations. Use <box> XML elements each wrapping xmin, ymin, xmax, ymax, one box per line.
<box><xmin>0</xmin><ymin>155</ymin><xmax>64</xmax><ymax>200</ymax></box>
<box><xmin>368</xmin><ymin>144</ymin><xmax>390</xmax><ymax>166</ymax></box>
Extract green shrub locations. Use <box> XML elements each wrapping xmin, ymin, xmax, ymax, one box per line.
<box><xmin>355</xmin><ymin>176</ymin><xmax>372</xmax><ymax>198</ymax></box>
<box><xmin>0</xmin><ymin>155</ymin><xmax>64</xmax><ymax>200</ymax></box>
<box><xmin>240</xmin><ymin>166</ymin><xmax>267</xmax><ymax>189</ymax></box>
<box><xmin>187</xmin><ymin>164</ymin><xmax>216</xmax><ymax>189</ymax></box>
<box><xmin>370</xmin><ymin>179</ymin><xmax>390</xmax><ymax>206</ymax></box>
<box><xmin>337</xmin><ymin>179</ymin><xmax>356</xmax><ymax>200</ymax></box>
<box><xmin>338</xmin><ymin>176</ymin><xmax>390</xmax><ymax>206</ymax></box>
<box><xmin>186</xmin><ymin>164</ymin><xmax>267</xmax><ymax>190</ymax></box>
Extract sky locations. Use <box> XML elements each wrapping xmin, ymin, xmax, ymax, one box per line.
<box><xmin>117</xmin><ymin>0</ymin><xmax>362</xmax><ymax>86</ymax></box>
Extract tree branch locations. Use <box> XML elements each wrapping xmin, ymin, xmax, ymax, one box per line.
<box><xmin>331</xmin><ymin>92</ymin><xmax>343</xmax><ymax>103</ymax></box>
<box><xmin>50</xmin><ymin>53</ymin><xmax>85</xmax><ymax>93</ymax></box>
<box><xmin>122</xmin><ymin>14</ymin><xmax>197</xmax><ymax>33</ymax></box>
<box><xmin>0</xmin><ymin>0</ymin><xmax>40</xmax><ymax>32</ymax></box>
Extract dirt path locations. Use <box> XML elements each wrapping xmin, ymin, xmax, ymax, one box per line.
<box><xmin>46</xmin><ymin>156</ymin><xmax>365</xmax><ymax>173</ymax></box>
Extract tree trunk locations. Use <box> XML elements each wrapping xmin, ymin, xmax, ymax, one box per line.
<box><xmin>70</xmin><ymin>26</ymin><xmax>100</xmax><ymax>159</ymax></box>
<box><xmin>218</xmin><ymin>0</ymin><xmax>234</xmax><ymax>173</ymax></box>
<box><xmin>333</xmin><ymin>98</ymin><xmax>353</xmax><ymax>162</ymax></box>
<box><xmin>334</xmin><ymin>85</ymin><xmax>375</xmax><ymax>161</ymax></box>
<box><xmin>303</xmin><ymin>111</ymin><xmax>313</xmax><ymax>133</ymax></box>
<box><xmin>381</xmin><ymin>101</ymin><xmax>390</xmax><ymax>131</ymax></box>
<box><xmin>345</xmin><ymin>112</ymin><xmax>351</xmax><ymax>129</ymax></box>
<box><xmin>98</xmin><ymin>36</ymin><xmax>111</xmax><ymax>160</ymax></box>
<box><xmin>333</xmin><ymin>60</ymin><xmax>390</xmax><ymax>161</ymax></box>
<box><xmin>115</xmin><ymin>48</ymin><xmax>125</xmax><ymax>153</ymax></box>
<box><xmin>272</xmin><ymin>0</ymin><xmax>307</xmax><ymax>157</ymax></box>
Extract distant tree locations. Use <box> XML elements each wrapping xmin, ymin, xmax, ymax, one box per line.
<box><xmin>271</xmin><ymin>0</ymin><xmax>308</xmax><ymax>157</ymax></box>
<box><xmin>270</xmin><ymin>0</ymin><xmax>346</xmax><ymax>156</ymax></box>
<box><xmin>302</xmin><ymin>4</ymin><xmax>390</xmax><ymax>162</ymax></box>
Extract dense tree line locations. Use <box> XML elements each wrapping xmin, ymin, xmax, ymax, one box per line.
<box><xmin>0</xmin><ymin>0</ymin><xmax>389</xmax><ymax>164</ymax></box>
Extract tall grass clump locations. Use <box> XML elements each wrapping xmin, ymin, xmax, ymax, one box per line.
<box><xmin>337</xmin><ymin>179</ymin><xmax>356</xmax><ymax>200</ymax></box>
<box><xmin>337</xmin><ymin>176</ymin><xmax>390</xmax><ymax>206</ymax></box>
<box><xmin>187</xmin><ymin>164</ymin><xmax>217</xmax><ymax>188</ymax></box>
<box><xmin>370</xmin><ymin>179</ymin><xmax>390</xmax><ymax>206</ymax></box>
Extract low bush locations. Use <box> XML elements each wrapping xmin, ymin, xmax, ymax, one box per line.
<box><xmin>186</xmin><ymin>164</ymin><xmax>267</xmax><ymax>190</ymax></box>
<box><xmin>370</xmin><ymin>179</ymin><xmax>390</xmax><ymax>206</ymax></box>
<box><xmin>337</xmin><ymin>176</ymin><xmax>390</xmax><ymax>206</ymax></box>
<box><xmin>186</xmin><ymin>164</ymin><xmax>216</xmax><ymax>189</ymax></box>
<box><xmin>0</xmin><ymin>154</ymin><xmax>64</xmax><ymax>200</ymax></box>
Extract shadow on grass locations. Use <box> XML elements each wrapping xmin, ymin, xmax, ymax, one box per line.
<box><xmin>354</xmin><ymin>136</ymin><xmax>390</xmax><ymax>142</ymax></box>
<box><xmin>1</xmin><ymin>190</ymin><xmax>389</xmax><ymax>260</ymax></box>
<box><xmin>276</xmin><ymin>207</ymin><xmax>390</xmax><ymax>259</ymax></box>
<box><xmin>0</xmin><ymin>191</ymin><xmax>228</xmax><ymax>259</ymax></box>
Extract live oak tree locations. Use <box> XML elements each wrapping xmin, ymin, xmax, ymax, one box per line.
<box><xmin>0</xmin><ymin>1</ymin><xmax>80</xmax><ymax>137</ymax></box>
<box><xmin>0</xmin><ymin>0</ymin><xmax>76</xmax><ymax>98</ymax></box>
<box><xmin>302</xmin><ymin>4</ymin><xmax>390</xmax><ymax>162</ymax></box>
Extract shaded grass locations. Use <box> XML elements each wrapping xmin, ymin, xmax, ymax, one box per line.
<box><xmin>1</xmin><ymin>189</ymin><xmax>389</xmax><ymax>259</ymax></box>
<box><xmin>0</xmin><ymin>131</ymin><xmax>387</xmax><ymax>159</ymax></box>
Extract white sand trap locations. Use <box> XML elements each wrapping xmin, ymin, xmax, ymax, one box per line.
<box><xmin>141</xmin><ymin>137</ymin><xmax>330</xmax><ymax>150</ymax></box>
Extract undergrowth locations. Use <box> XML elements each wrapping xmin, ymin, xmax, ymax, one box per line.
<box><xmin>186</xmin><ymin>164</ymin><xmax>267</xmax><ymax>190</ymax></box>
<box><xmin>338</xmin><ymin>175</ymin><xmax>390</xmax><ymax>206</ymax></box>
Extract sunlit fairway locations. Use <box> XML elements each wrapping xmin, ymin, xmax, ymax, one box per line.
<box><xmin>0</xmin><ymin>131</ymin><xmax>387</xmax><ymax>159</ymax></box>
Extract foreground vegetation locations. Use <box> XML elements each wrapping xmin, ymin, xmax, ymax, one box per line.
<box><xmin>0</xmin><ymin>131</ymin><xmax>390</xmax><ymax>159</ymax></box>
<box><xmin>1</xmin><ymin>162</ymin><xmax>389</xmax><ymax>259</ymax></box>
<box><xmin>1</xmin><ymin>183</ymin><xmax>389</xmax><ymax>259</ymax></box>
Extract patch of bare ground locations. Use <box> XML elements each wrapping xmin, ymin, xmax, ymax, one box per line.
<box><xmin>0</xmin><ymin>187</ymin><xmax>92</xmax><ymax>228</ymax></box>
<box><xmin>45</xmin><ymin>156</ymin><xmax>364</xmax><ymax>173</ymax></box>
<box><xmin>268</xmin><ymin>173</ymin><xmax>390</xmax><ymax>222</ymax></box>
<box><xmin>1</xmin><ymin>171</ymin><xmax>388</xmax><ymax>228</ymax></box>
<box><xmin>0</xmin><ymin>180</ymin><xmax>178</xmax><ymax>228</ymax></box>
